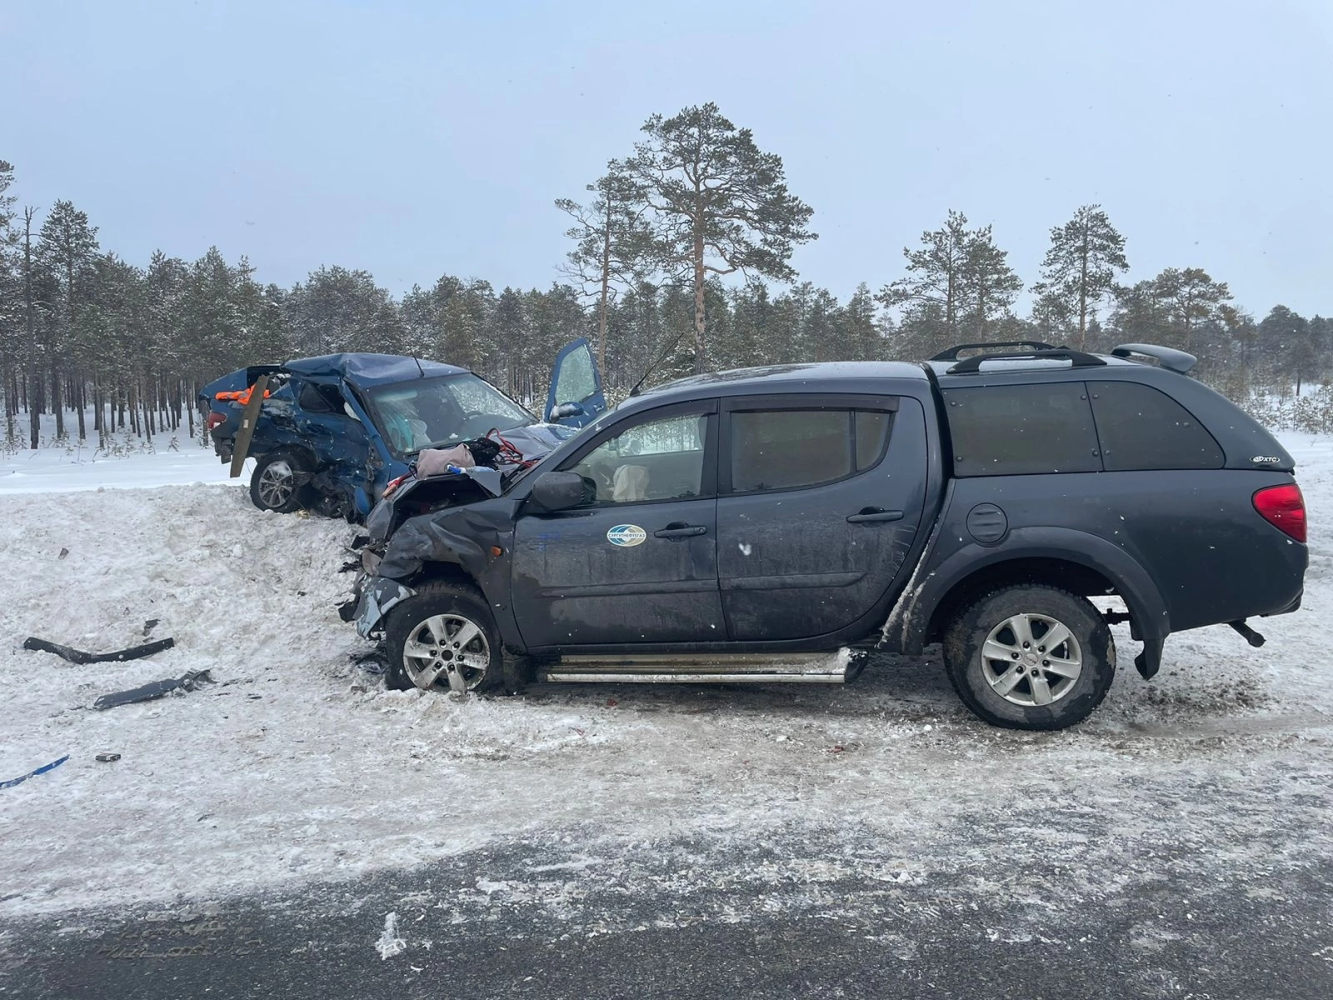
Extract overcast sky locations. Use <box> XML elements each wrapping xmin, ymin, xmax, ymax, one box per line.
<box><xmin>3</xmin><ymin>0</ymin><xmax>1330</xmax><ymax>317</ymax></box>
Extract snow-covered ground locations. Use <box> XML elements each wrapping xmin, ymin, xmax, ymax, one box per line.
<box><xmin>0</xmin><ymin>439</ymin><xmax>248</xmax><ymax>495</ymax></box>
<box><xmin>1</xmin><ymin>436</ymin><xmax>1331</xmax><ymax>920</ymax></box>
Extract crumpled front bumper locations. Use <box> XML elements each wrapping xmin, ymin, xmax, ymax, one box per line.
<box><xmin>353</xmin><ymin>575</ymin><xmax>417</xmax><ymax>638</ymax></box>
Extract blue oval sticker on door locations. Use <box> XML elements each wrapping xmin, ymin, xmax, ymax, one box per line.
<box><xmin>607</xmin><ymin>524</ymin><xmax>647</xmax><ymax>547</ymax></box>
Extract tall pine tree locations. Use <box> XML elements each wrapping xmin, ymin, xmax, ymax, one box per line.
<box><xmin>628</xmin><ymin>103</ymin><xmax>815</xmax><ymax>372</ymax></box>
<box><xmin>1032</xmin><ymin>205</ymin><xmax>1128</xmax><ymax>348</ymax></box>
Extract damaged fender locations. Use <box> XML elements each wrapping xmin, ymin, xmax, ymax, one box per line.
<box><xmin>355</xmin><ymin>577</ymin><xmax>417</xmax><ymax>638</ymax></box>
<box><xmin>376</xmin><ymin>507</ymin><xmax>496</xmax><ymax>580</ymax></box>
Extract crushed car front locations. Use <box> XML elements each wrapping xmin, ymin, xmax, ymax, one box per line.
<box><xmin>345</xmin><ymin>407</ymin><xmax>599</xmax><ymax>638</ymax></box>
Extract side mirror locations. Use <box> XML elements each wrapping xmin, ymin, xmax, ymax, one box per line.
<box><xmin>549</xmin><ymin>401</ymin><xmax>584</xmax><ymax>421</ymax></box>
<box><xmin>529</xmin><ymin>471</ymin><xmax>589</xmax><ymax>512</ymax></box>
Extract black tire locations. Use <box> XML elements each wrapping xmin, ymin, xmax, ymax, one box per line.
<box><xmin>249</xmin><ymin>451</ymin><xmax>308</xmax><ymax>513</ymax></box>
<box><xmin>942</xmin><ymin>584</ymin><xmax>1115</xmax><ymax>730</ymax></box>
<box><xmin>384</xmin><ymin>582</ymin><xmax>503</xmax><ymax>695</ymax></box>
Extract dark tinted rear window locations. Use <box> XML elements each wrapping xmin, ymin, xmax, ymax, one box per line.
<box><xmin>944</xmin><ymin>383</ymin><xmax>1101</xmax><ymax>476</ymax></box>
<box><xmin>731</xmin><ymin>410</ymin><xmax>853</xmax><ymax>492</ymax></box>
<box><xmin>729</xmin><ymin>408</ymin><xmax>893</xmax><ymax>492</ymax></box>
<box><xmin>855</xmin><ymin>410</ymin><xmax>891</xmax><ymax>470</ymax></box>
<box><xmin>1088</xmin><ymin>381</ymin><xmax>1224</xmax><ymax>471</ymax></box>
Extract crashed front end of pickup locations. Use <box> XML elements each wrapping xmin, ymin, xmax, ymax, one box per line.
<box><xmin>345</xmin><ymin>425</ymin><xmax>577</xmax><ymax>639</ymax></box>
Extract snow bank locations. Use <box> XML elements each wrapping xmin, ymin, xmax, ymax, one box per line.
<box><xmin>1</xmin><ymin>435</ymin><xmax>1331</xmax><ymax>918</ymax></box>
<box><xmin>0</xmin><ymin>443</ymin><xmax>248</xmax><ymax>495</ymax></box>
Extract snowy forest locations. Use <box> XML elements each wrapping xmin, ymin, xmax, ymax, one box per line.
<box><xmin>2</xmin><ymin>103</ymin><xmax>1331</xmax><ymax>452</ymax></box>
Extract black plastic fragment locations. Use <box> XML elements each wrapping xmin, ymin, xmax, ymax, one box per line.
<box><xmin>23</xmin><ymin>636</ymin><xmax>175</xmax><ymax>664</ymax></box>
<box><xmin>93</xmin><ymin>670</ymin><xmax>213</xmax><ymax>711</ymax></box>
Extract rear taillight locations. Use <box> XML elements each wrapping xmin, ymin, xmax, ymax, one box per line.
<box><xmin>1253</xmin><ymin>483</ymin><xmax>1306</xmax><ymax>543</ymax></box>
<box><xmin>206</xmin><ymin>412</ymin><xmax>226</xmax><ymax>431</ymax></box>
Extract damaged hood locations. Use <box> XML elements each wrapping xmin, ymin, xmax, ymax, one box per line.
<box><xmin>361</xmin><ymin>421</ymin><xmax>583</xmax><ymax>548</ymax></box>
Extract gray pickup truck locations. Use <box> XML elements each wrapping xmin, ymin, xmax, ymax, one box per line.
<box><xmin>348</xmin><ymin>341</ymin><xmax>1307</xmax><ymax>730</ymax></box>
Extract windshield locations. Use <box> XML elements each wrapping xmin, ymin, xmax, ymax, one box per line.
<box><xmin>367</xmin><ymin>374</ymin><xmax>534</xmax><ymax>456</ymax></box>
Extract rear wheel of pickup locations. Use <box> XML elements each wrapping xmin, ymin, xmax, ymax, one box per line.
<box><xmin>384</xmin><ymin>582</ymin><xmax>503</xmax><ymax>696</ymax></box>
<box><xmin>943</xmin><ymin>585</ymin><xmax>1114</xmax><ymax>730</ymax></box>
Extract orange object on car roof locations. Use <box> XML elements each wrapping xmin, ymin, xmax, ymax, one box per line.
<box><xmin>214</xmin><ymin>385</ymin><xmax>273</xmax><ymax>405</ymax></box>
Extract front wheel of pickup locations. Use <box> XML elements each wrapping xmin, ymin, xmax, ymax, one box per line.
<box><xmin>943</xmin><ymin>585</ymin><xmax>1115</xmax><ymax>730</ymax></box>
<box><xmin>384</xmin><ymin>583</ymin><xmax>503</xmax><ymax>696</ymax></box>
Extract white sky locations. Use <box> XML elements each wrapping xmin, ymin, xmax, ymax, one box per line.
<box><xmin>2</xmin><ymin>0</ymin><xmax>1331</xmax><ymax>317</ymax></box>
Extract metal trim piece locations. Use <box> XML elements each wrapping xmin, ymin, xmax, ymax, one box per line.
<box><xmin>543</xmin><ymin>671</ymin><xmax>846</xmax><ymax>685</ymax></box>
<box><xmin>543</xmin><ymin>651</ymin><xmax>854</xmax><ymax>684</ymax></box>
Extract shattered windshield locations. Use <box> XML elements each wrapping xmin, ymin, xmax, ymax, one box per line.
<box><xmin>367</xmin><ymin>374</ymin><xmax>534</xmax><ymax>457</ymax></box>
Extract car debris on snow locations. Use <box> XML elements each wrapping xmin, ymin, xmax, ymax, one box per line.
<box><xmin>0</xmin><ymin>755</ymin><xmax>70</xmax><ymax>790</ymax></box>
<box><xmin>23</xmin><ymin>635</ymin><xmax>176</xmax><ymax>665</ymax></box>
<box><xmin>92</xmin><ymin>669</ymin><xmax>213</xmax><ymax>710</ymax></box>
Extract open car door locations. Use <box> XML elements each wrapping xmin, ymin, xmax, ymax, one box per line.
<box><xmin>544</xmin><ymin>338</ymin><xmax>607</xmax><ymax>428</ymax></box>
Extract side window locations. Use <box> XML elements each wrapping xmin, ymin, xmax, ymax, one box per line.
<box><xmin>944</xmin><ymin>383</ymin><xmax>1101</xmax><ymax>476</ymax></box>
<box><xmin>565</xmin><ymin>411</ymin><xmax>710</xmax><ymax>504</ymax></box>
<box><xmin>298</xmin><ymin>382</ymin><xmax>342</xmax><ymax>414</ymax></box>
<box><xmin>1088</xmin><ymin>381</ymin><xmax>1224</xmax><ymax>471</ymax></box>
<box><xmin>855</xmin><ymin>410</ymin><xmax>891</xmax><ymax>471</ymax></box>
<box><xmin>729</xmin><ymin>408</ymin><xmax>891</xmax><ymax>493</ymax></box>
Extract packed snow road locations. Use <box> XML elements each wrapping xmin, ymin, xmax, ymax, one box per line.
<box><xmin>1</xmin><ymin>439</ymin><xmax>1332</xmax><ymax>996</ymax></box>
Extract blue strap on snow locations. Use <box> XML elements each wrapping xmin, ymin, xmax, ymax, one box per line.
<box><xmin>0</xmin><ymin>755</ymin><xmax>70</xmax><ymax>790</ymax></box>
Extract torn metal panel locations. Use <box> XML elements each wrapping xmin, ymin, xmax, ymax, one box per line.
<box><xmin>375</xmin><ymin>508</ymin><xmax>492</xmax><ymax>580</ymax></box>
<box><xmin>353</xmin><ymin>577</ymin><xmax>417</xmax><ymax>639</ymax></box>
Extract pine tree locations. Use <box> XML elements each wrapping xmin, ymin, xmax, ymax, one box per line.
<box><xmin>842</xmin><ymin>283</ymin><xmax>882</xmax><ymax>360</ymax></box>
<box><xmin>488</xmin><ymin>287</ymin><xmax>530</xmax><ymax>396</ymax></box>
<box><xmin>1153</xmin><ymin>267</ymin><xmax>1232</xmax><ymax>353</ymax></box>
<box><xmin>628</xmin><ymin>103</ymin><xmax>816</xmax><ymax>372</ymax></box>
<box><xmin>1108</xmin><ymin>279</ymin><xmax>1173</xmax><ymax>348</ymax></box>
<box><xmin>803</xmin><ymin>284</ymin><xmax>840</xmax><ymax>362</ymax></box>
<box><xmin>0</xmin><ymin>162</ymin><xmax>18</xmax><ymax>443</ymax></box>
<box><xmin>555</xmin><ymin>161</ymin><xmax>651</xmax><ymax>371</ymax></box>
<box><xmin>35</xmin><ymin>200</ymin><xmax>99</xmax><ymax>441</ymax></box>
<box><xmin>879</xmin><ymin>210</ymin><xmax>971</xmax><ymax>340</ymax></box>
<box><xmin>1260</xmin><ymin>305</ymin><xmax>1316</xmax><ymax>395</ymax></box>
<box><xmin>22</xmin><ymin>207</ymin><xmax>39</xmax><ymax>447</ymax></box>
<box><xmin>881</xmin><ymin>210</ymin><xmax>1019</xmax><ymax>345</ymax></box>
<box><xmin>1032</xmin><ymin>206</ymin><xmax>1128</xmax><ymax>348</ymax></box>
<box><xmin>961</xmin><ymin>224</ymin><xmax>1022</xmax><ymax>338</ymax></box>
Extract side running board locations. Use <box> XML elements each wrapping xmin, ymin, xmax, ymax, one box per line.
<box><xmin>542</xmin><ymin>651</ymin><xmax>862</xmax><ymax>685</ymax></box>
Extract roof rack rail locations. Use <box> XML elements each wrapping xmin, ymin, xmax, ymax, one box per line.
<box><xmin>1111</xmin><ymin>343</ymin><xmax>1197</xmax><ymax>374</ymax></box>
<box><xmin>930</xmin><ymin>340</ymin><xmax>1056</xmax><ymax>362</ymax></box>
<box><xmin>946</xmin><ymin>348</ymin><xmax>1107</xmax><ymax>375</ymax></box>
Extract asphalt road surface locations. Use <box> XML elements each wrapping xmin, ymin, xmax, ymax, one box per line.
<box><xmin>5</xmin><ymin>811</ymin><xmax>1332</xmax><ymax>1000</ymax></box>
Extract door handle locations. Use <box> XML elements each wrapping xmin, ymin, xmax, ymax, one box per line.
<box><xmin>846</xmin><ymin>508</ymin><xmax>904</xmax><ymax>524</ymax></box>
<box><xmin>654</xmin><ymin>523</ymin><xmax>708</xmax><ymax>538</ymax></box>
